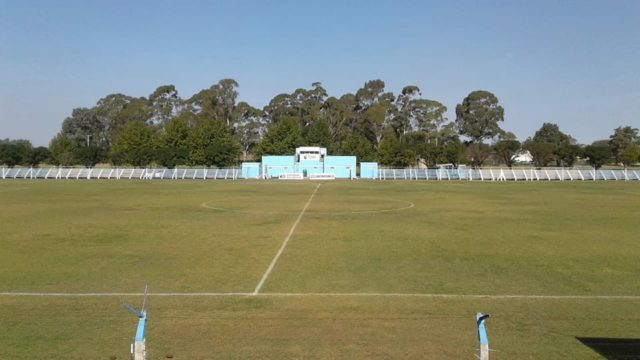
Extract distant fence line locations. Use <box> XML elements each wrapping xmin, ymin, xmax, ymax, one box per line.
<box><xmin>1</xmin><ymin>166</ymin><xmax>640</xmax><ymax>181</ymax></box>
<box><xmin>0</xmin><ymin>167</ymin><xmax>242</xmax><ymax>180</ymax></box>
<box><xmin>377</xmin><ymin>167</ymin><xmax>640</xmax><ymax>181</ymax></box>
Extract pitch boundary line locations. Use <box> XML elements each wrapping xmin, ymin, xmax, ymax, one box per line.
<box><xmin>2</xmin><ymin>291</ymin><xmax>640</xmax><ymax>300</ymax></box>
<box><xmin>252</xmin><ymin>183</ymin><xmax>321</xmax><ymax>295</ymax></box>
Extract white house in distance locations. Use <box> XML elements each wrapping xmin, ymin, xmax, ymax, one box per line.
<box><xmin>512</xmin><ymin>150</ymin><xmax>533</xmax><ymax>164</ymax></box>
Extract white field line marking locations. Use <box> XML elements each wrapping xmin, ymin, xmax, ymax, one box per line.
<box><xmin>1</xmin><ymin>292</ymin><xmax>640</xmax><ymax>300</ymax></box>
<box><xmin>348</xmin><ymin>199</ymin><xmax>414</xmax><ymax>214</ymax></box>
<box><xmin>0</xmin><ymin>187</ymin><xmax>30</xmax><ymax>193</ymax></box>
<box><xmin>0</xmin><ymin>292</ymin><xmax>252</xmax><ymax>297</ymax></box>
<box><xmin>202</xmin><ymin>197</ymin><xmax>414</xmax><ymax>215</ymax></box>
<box><xmin>252</xmin><ymin>184</ymin><xmax>321</xmax><ymax>295</ymax></box>
<box><xmin>258</xmin><ymin>293</ymin><xmax>640</xmax><ymax>300</ymax></box>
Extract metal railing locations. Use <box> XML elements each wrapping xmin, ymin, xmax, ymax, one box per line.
<box><xmin>1</xmin><ymin>166</ymin><xmax>639</xmax><ymax>181</ymax></box>
<box><xmin>376</xmin><ymin>167</ymin><xmax>640</xmax><ymax>181</ymax></box>
<box><xmin>0</xmin><ymin>167</ymin><xmax>242</xmax><ymax>180</ymax></box>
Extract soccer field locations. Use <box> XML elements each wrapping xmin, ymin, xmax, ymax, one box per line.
<box><xmin>0</xmin><ymin>180</ymin><xmax>639</xmax><ymax>359</ymax></box>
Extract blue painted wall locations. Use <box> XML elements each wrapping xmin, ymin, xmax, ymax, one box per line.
<box><xmin>248</xmin><ymin>153</ymin><xmax>358</xmax><ymax>179</ymax></box>
<box><xmin>262</xmin><ymin>156</ymin><xmax>296</xmax><ymax>178</ymax></box>
<box><xmin>299</xmin><ymin>163</ymin><xmax>324</xmax><ymax>177</ymax></box>
<box><xmin>241</xmin><ymin>162</ymin><xmax>261</xmax><ymax>179</ymax></box>
<box><xmin>360</xmin><ymin>162</ymin><xmax>378</xmax><ymax>179</ymax></box>
<box><xmin>325</xmin><ymin>156</ymin><xmax>356</xmax><ymax>179</ymax></box>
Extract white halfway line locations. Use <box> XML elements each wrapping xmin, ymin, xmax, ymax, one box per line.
<box><xmin>252</xmin><ymin>183</ymin><xmax>321</xmax><ymax>295</ymax></box>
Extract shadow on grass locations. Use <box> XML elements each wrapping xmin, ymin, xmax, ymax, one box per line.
<box><xmin>577</xmin><ymin>337</ymin><xmax>640</xmax><ymax>359</ymax></box>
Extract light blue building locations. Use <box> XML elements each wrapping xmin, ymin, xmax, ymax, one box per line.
<box><xmin>360</xmin><ymin>162</ymin><xmax>379</xmax><ymax>179</ymax></box>
<box><xmin>261</xmin><ymin>155</ymin><xmax>296</xmax><ymax>178</ymax></box>
<box><xmin>241</xmin><ymin>162</ymin><xmax>261</xmax><ymax>179</ymax></box>
<box><xmin>324</xmin><ymin>155</ymin><xmax>356</xmax><ymax>179</ymax></box>
<box><xmin>256</xmin><ymin>146</ymin><xmax>357</xmax><ymax>179</ymax></box>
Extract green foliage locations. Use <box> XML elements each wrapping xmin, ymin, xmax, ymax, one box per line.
<box><xmin>261</xmin><ymin>83</ymin><xmax>328</xmax><ymax>137</ymax></box>
<box><xmin>493</xmin><ymin>133</ymin><xmax>521</xmax><ymax>167</ymax></box>
<box><xmin>0</xmin><ymin>140</ymin><xmax>32</xmax><ymax>167</ymax></box>
<box><xmin>61</xmin><ymin>108</ymin><xmax>107</xmax><ymax>148</ymax></box>
<box><xmin>184</xmin><ymin>79</ymin><xmax>240</xmax><ymax>126</ymax></box>
<box><xmin>377</xmin><ymin>131</ymin><xmax>415</xmax><ymax>166</ymax></box>
<box><xmin>419</xmin><ymin>142</ymin><xmax>442</xmax><ymax>168</ymax></box>
<box><xmin>110</xmin><ymin>98</ymin><xmax>152</xmax><ymax>135</ymax></box>
<box><xmin>28</xmin><ymin>147</ymin><xmax>51</xmax><ymax>166</ymax></box>
<box><xmin>524</xmin><ymin>123</ymin><xmax>575</xmax><ymax>166</ymax></box>
<box><xmin>46</xmin><ymin>80</ymin><xmax>633</xmax><ymax>168</ymax></box>
<box><xmin>359</xmin><ymin>101</ymin><xmax>392</xmax><ymax>147</ymax></box>
<box><xmin>339</xmin><ymin>134</ymin><xmax>376</xmax><ymax>162</ymax></box>
<box><xmin>203</xmin><ymin>136</ymin><xmax>240</xmax><ymax>167</ymax></box>
<box><xmin>110</xmin><ymin>122</ymin><xmax>155</xmax><ymax>167</ymax></box>
<box><xmin>263</xmin><ymin>93</ymin><xmax>299</xmax><ymax>123</ymax></box>
<box><xmin>149</xmin><ymin>85</ymin><xmax>179</xmax><ymax>125</ymax></box>
<box><xmin>255</xmin><ymin>118</ymin><xmax>302</xmax><ymax>156</ymax></box>
<box><xmin>523</xmin><ymin>140</ymin><xmax>555</xmax><ymax>167</ymax></box>
<box><xmin>355</xmin><ymin>79</ymin><xmax>387</xmax><ymax>107</ymax></box>
<box><xmin>584</xmin><ymin>142</ymin><xmax>611</xmax><ymax>169</ymax></box>
<box><xmin>455</xmin><ymin>90</ymin><xmax>504</xmax><ymax>143</ymax></box>
<box><xmin>215</xmin><ymin>79</ymin><xmax>240</xmax><ymax>126</ymax></box>
<box><xmin>609</xmin><ymin>126</ymin><xmax>639</xmax><ymax>164</ymax></box>
<box><xmin>441</xmin><ymin>140</ymin><xmax>465</xmax><ymax>166</ymax></box>
<box><xmin>395</xmin><ymin>86</ymin><xmax>447</xmax><ymax>136</ymax></box>
<box><xmin>435</xmin><ymin>123</ymin><xmax>465</xmax><ymax>166</ymax></box>
<box><xmin>156</xmin><ymin>117</ymin><xmax>190</xmax><ymax>167</ymax></box>
<box><xmin>94</xmin><ymin>94</ymin><xmax>135</xmax><ymax>140</ymax></box>
<box><xmin>233</xmin><ymin>102</ymin><xmax>265</xmax><ymax>159</ymax></box>
<box><xmin>532</xmin><ymin>123</ymin><xmax>571</xmax><ymax>145</ymax></box>
<box><xmin>413</xmin><ymin>99</ymin><xmax>447</xmax><ymax>133</ymax></box>
<box><xmin>351</xmin><ymin>80</ymin><xmax>396</xmax><ymax>147</ymax></box>
<box><xmin>75</xmin><ymin>146</ymin><xmax>106</xmax><ymax>167</ymax></box>
<box><xmin>154</xmin><ymin>147</ymin><xmax>186</xmax><ymax>169</ymax></box>
<box><xmin>303</xmin><ymin>118</ymin><xmax>333</xmax><ymax>151</ymax></box>
<box><xmin>404</xmin><ymin>131</ymin><xmax>463</xmax><ymax>167</ymax></box>
<box><xmin>619</xmin><ymin>144</ymin><xmax>640</xmax><ymax>167</ymax></box>
<box><xmin>465</xmin><ymin>142</ymin><xmax>492</xmax><ymax>168</ymax></box>
<box><xmin>187</xmin><ymin>120</ymin><xmax>240</xmax><ymax>167</ymax></box>
<box><xmin>57</xmin><ymin>94</ymin><xmax>153</xmax><ymax>162</ymax></box>
<box><xmin>48</xmin><ymin>80</ymin><xmax>483</xmax><ymax>167</ymax></box>
<box><xmin>48</xmin><ymin>134</ymin><xmax>77</xmax><ymax>166</ymax></box>
<box><xmin>555</xmin><ymin>143</ymin><xmax>581</xmax><ymax>167</ymax></box>
<box><xmin>322</xmin><ymin>94</ymin><xmax>357</xmax><ymax>144</ymax></box>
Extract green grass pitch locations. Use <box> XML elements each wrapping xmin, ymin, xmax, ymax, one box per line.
<box><xmin>0</xmin><ymin>180</ymin><xmax>639</xmax><ymax>359</ymax></box>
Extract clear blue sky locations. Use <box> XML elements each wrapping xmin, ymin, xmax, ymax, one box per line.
<box><xmin>1</xmin><ymin>0</ymin><xmax>639</xmax><ymax>146</ymax></box>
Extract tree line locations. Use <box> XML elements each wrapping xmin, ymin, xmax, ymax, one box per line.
<box><xmin>1</xmin><ymin>79</ymin><xmax>639</xmax><ymax>169</ymax></box>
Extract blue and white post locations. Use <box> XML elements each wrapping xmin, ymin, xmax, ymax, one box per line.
<box><xmin>123</xmin><ymin>285</ymin><xmax>148</xmax><ymax>360</ymax></box>
<box><xmin>476</xmin><ymin>313</ymin><xmax>490</xmax><ymax>360</ymax></box>
<box><xmin>132</xmin><ymin>310</ymin><xmax>147</xmax><ymax>360</ymax></box>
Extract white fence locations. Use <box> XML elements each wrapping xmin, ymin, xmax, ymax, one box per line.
<box><xmin>376</xmin><ymin>167</ymin><xmax>640</xmax><ymax>181</ymax></box>
<box><xmin>0</xmin><ymin>167</ymin><xmax>242</xmax><ymax>180</ymax></box>
<box><xmin>1</xmin><ymin>166</ymin><xmax>639</xmax><ymax>181</ymax></box>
